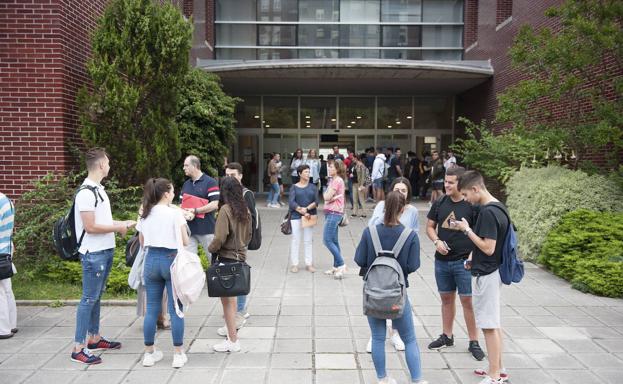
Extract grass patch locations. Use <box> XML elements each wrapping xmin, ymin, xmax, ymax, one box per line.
<box><xmin>12</xmin><ymin>273</ymin><xmax>136</xmax><ymax>301</ymax></box>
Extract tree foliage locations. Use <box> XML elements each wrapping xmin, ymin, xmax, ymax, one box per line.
<box><xmin>172</xmin><ymin>68</ymin><xmax>239</xmax><ymax>185</ymax></box>
<box><xmin>455</xmin><ymin>0</ymin><xmax>623</xmax><ymax>179</ymax></box>
<box><xmin>77</xmin><ymin>0</ymin><xmax>192</xmax><ymax>186</ymax></box>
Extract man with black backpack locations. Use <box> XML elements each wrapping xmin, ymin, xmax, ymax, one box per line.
<box><xmin>454</xmin><ymin>171</ymin><xmax>510</xmax><ymax>384</ymax></box>
<box><xmin>426</xmin><ymin>166</ymin><xmax>484</xmax><ymax>360</ymax></box>
<box><xmin>221</xmin><ymin>162</ymin><xmax>261</xmax><ymax>336</ymax></box>
<box><xmin>71</xmin><ymin>148</ymin><xmax>136</xmax><ymax>365</ymax></box>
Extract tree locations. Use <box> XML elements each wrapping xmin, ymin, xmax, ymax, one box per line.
<box><xmin>455</xmin><ymin>0</ymin><xmax>623</xmax><ymax>180</ymax></box>
<box><xmin>77</xmin><ymin>0</ymin><xmax>192</xmax><ymax>185</ymax></box>
<box><xmin>172</xmin><ymin>68</ymin><xmax>239</xmax><ymax>186</ymax></box>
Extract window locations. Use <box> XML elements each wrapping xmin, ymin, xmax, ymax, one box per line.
<box><xmin>216</xmin><ymin>48</ymin><xmax>256</xmax><ymax>60</ymax></box>
<box><xmin>299</xmin><ymin>49</ymin><xmax>339</xmax><ymax>58</ymax></box>
<box><xmin>258</xmin><ymin>0</ymin><xmax>298</xmax><ymax>21</ymax></box>
<box><xmin>235</xmin><ymin>96</ymin><xmax>261</xmax><ymax>128</ymax></box>
<box><xmin>381</xmin><ymin>0</ymin><xmax>422</xmax><ymax>22</ymax></box>
<box><xmin>377</xmin><ymin>97</ymin><xmax>412</xmax><ymax>130</ymax></box>
<box><xmin>414</xmin><ymin>98</ymin><xmax>452</xmax><ymax>130</ymax></box>
<box><xmin>263</xmin><ymin>97</ymin><xmax>298</xmax><ymax>128</ymax></box>
<box><xmin>340</xmin><ymin>25</ymin><xmax>380</xmax><ymax>47</ymax></box>
<box><xmin>340</xmin><ymin>0</ymin><xmax>380</xmax><ymax>22</ymax></box>
<box><xmin>382</xmin><ymin>26</ymin><xmax>421</xmax><ymax>47</ymax></box>
<box><xmin>259</xmin><ymin>25</ymin><xmax>297</xmax><ymax>46</ymax></box>
<box><xmin>258</xmin><ymin>49</ymin><xmax>297</xmax><ymax>59</ymax></box>
<box><xmin>496</xmin><ymin>0</ymin><xmax>512</xmax><ymax>25</ymax></box>
<box><xmin>216</xmin><ymin>0</ymin><xmax>257</xmax><ymax>21</ymax></box>
<box><xmin>298</xmin><ymin>25</ymin><xmax>339</xmax><ymax>46</ymax></box>
<box><xmin>422</xmin><ymin>25</ymin><xmax>462</xmax><ymax>47</ymax></box>
<box><xmin>422</xmin><ymin>0</ymin><xmax>463</xmax><ymax>22</ymax></box>
<box><xmin>339</xmin><ymin>97</ymin><xmax>375</xmax><ymax>130</ymax></box>
<box><xmin>301</xmin><ymin>97</ymin><xmax>337</xmax><ymax>129</ymax></box>
<box><xmin>217</xmin><ymin>24</ymin><xmax>257</xmax><ymax>46</ymax></box>
<box><xmin>299</xmin><ymin>0</ymin><xmax>339</xmax><ymax>21</ymax></box>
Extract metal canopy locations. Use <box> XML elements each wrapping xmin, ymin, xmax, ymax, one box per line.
<box><xmin>197</xmin><ymin>59</ymin><xmax>493</xmax><ymax>96</ymax></box>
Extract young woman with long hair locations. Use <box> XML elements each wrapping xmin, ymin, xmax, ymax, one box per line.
<box><xmin>290</xmin><ymin>148</ymin><xmax>304</xmax><ymax>185</ymax></box>
<box><xmin>355</xmin><ymin>191</ymin><xmax>427</xmax><ymax>384</ymax></box>
<box><xmin>322</xmin><ymin>159</ymin><xmax>347</xmax><ymax>279</ymax></box>
<box><xmin>288</xmin><ymin>164</ymin><xmax>318</xmax><ymax>273</ymax></box>
<box><xmin>208</xmin><ymin>176</ymin><xmax>252</xmax><ymax>353</ymax></box>
<box><xmin>305</xmin><ymin>149</ymin><xmax>320</xmax><ymax>187</ymax></box>
<box><xmin>137</xmin><ymin>178</ymin><xmax>189</xmax><ymax>368</ymax></box>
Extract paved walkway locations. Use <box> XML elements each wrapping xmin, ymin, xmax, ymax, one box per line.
<box><xmin>3</xmin><ymin>202</ymin><xmax>623</xmax><ymax>384</ymax></box>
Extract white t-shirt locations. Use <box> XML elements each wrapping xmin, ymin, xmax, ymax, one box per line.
<box><xmin>136</xmin><ymin>205</ymin><xmax>187</xmax><ymax>250</ymax></box>
<box><xmin>444</xmin><ymin>156</ymin><xmax>457</xmax><ymax>169</ymax></box>
<box><xmin>74</xmin><ymin>178</ymin><xmax>115</xmax><ymax>254</ymax></box>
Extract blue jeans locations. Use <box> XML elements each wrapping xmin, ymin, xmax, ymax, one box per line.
<box><xmin>237</xmin><ymin>295</ymin><xmax>247</xmax><ymax>313</ymax></box>
<box><xmin>323</xmin><ymin>212</ymin><xmax>344</xmax><ymax>268</ymax></box>
<box><xmin>143</xmin><ymin>247</ymin><xmax>184</xmax><ymax>347</ymax></box>
<box><xmin>267</xmin><ymin>182</ymin><xmax>280</xmax><ymax>205</ymax></box>
<box><xmin>368</xmin><ymin>298</ymin><xmax>422</xmax><ymax>381</ymax></box>
<box><xmin>74</xmin><ymin>248</ymin><xmax>114</xmax><ymax>344</ymax></box>
<box><xmin>435</xmin><ymin>259</ymin><xmax>472</xmax><ymax>296</ymax></box>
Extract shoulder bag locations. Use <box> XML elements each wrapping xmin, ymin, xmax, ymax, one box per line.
<box><xmin>206</xmin><ymin>225</ymin><xmax>251</xmax><ymax>297</ymax></box>
<box><xmin>280</xmin><ymin>212</ymin><xmax>292</xmax><ymax>235</ymax></box>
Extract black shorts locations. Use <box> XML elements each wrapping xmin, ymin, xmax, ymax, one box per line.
<box><xmin>278</xmin><ymin>178</ymin><xmax>283</xmax><ymax>185</ymax></box>
<box><xmin>432</xmin><ymin>180</ymin><xmax>444</xmax><ymax>191</ymax></box>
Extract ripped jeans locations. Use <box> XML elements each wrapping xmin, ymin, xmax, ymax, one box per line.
<box><xmin>74</xmin><ymin>248</ymin><xmax>114</xmax><ymax>344</ymax></box>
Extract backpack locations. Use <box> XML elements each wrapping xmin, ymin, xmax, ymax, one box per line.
<box><xmin>488</xmin><ymin>203</ymin><xmax>524</xmax><ymax>285</ymax></box>
<box><xmin>52</xmin><ymin>185</ymin><xmax>100</xmax><ymax>261</ymax></box>
<box><xmin>363</xmin><ymin>224</ymin><xmax>413</xmax><ymax>319</ymax></box>
<box><xmin>170</xmin><ymin>242</ymin><xmax>205</xmax><ymax>318</ymax></box>
<box><xmin>243</xmin><ymin>188</ymin><xmax>262</xmax><ymax>250</ymax></box>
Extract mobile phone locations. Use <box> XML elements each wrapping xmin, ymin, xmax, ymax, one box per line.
<box><xmin>449</xmin><ymin>219</ymin><xmax>460</xmax><ymax>226</ymax></box>
<box><xmin>441</xmin><ymin>241</ymin><xmax>451</xmax><ymax>251</ymax></box>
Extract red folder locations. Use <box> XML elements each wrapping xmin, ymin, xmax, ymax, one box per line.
<box><xmin>181</xmin><ymin>193</ymin><xmax>209</xmax><ymax>219</ymax></box>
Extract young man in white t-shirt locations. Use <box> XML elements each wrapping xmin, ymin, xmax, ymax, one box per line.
<box><xmin>71</xmin><ymin>148</ymin><xmax>136</xmax><ymax>365</ymax></box>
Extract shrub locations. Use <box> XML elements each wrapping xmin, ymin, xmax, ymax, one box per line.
<box><xmin>540</xmin><ymin>210</ymin><xmax>623</xmax><ymax>297</ymax></box>
<box><xmin>506</xmin><ymin>166</ymin><xmax>623</xmax><ymax>261</ymax></box>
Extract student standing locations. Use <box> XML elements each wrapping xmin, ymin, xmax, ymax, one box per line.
<box><xmin>288</xmin><ymin>164</ymin><xmax>318</xmax><ymax>273</ymax></box>
<box><xmin>322</xmin><ymin>160</ymin><xmax>346</xmax><ymax>279</ymax></box>
<box><xmin>355</xmin><ymin>192</ymin><xmax>428</xmax><ymax>384</ymax></box>
<box><xmin>137</xmin><ymin>178</ymin><xmax>189</xmax><ymax>368</ymax></box>
<box><xmin>454</xmin><ymin>171</ymin><xmax>509</xmax><ymax>384</ymax></box>
<box><xmin>290</xmin><ymin>148</ymin><xmax>304</xmax><ymax>185</ymax></box>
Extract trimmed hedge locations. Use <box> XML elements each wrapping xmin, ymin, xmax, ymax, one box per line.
<box><xmin>505</xmin><ymin>166</ymin><xmax>623</xmax><ymax>261</ymax></box>
<box><xmin>540</xmin><ymin>210</ymin><xmax>623</xmax><ymax>297</ymax></box>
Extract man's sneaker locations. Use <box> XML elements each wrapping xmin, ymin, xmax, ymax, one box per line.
<box><xmin>142</xmin><ymin>349</ymin><xmax>163</xmax><ymax>367</ymax></box>
<box><xmin>478</xmin><ymin>376</ymin><xmax>504</xmax><ymax>384</ymax></box>
<box><xmin>324</xmin><ymin>267</ymin><xmax>337</xmax><ymax>275</ymax></box>
<box><xmin>428</xmin><ymin>333</ymin><xmax>454</xmax><ymax>350</ymax></box>
<box><xmin>213</xmin><ymin>338</ymin><xmax>241</xmax><ymax>352</ymax></box>
<box><xmin>390</xmin><ymin>331</ymin><xmax>405</xmax><ymax>351</ymax></box>
<box><xmin>378</xmin><ymin>377</ymin><xmax>397</xmax><ymax>384</ymax></box>
<box><xmin>217</xmin><ymin>313</ymin><xmax>247</xmax><ymax>336</ymax></box>
<box><xmin>172</xmin><ymin>352</ymin><xmax>188</xmax><ymax>368</ymax></box>
<box><xmin>333</xmin><ymin>265</ymin><xmax>346</xmax><ymax>279</ymax></box>
<box><xmin>474</xmin><ymin>368</ymin><xmax>509</xmax><ymax>382</ymax></box>
<box><xmin>71</xmin><ymin>348</ymin><xmax>102</xmax><ymax>365</ymax></box>
<box><xmin>469</xmin><ymin>340</ymin><xmax>486</xmax><ymax>361</ymax></box>
<box><xmin>87</xmin><ymin>337</ymin><xmax>121</xmax><ymax>351</ymax></box>
<box><xmin>366</xmin><ymin>338</ymin><xmax>372</xmax><ymax>353</ymax></box>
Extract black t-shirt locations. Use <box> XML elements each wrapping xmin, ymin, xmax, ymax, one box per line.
<box><xmin>471</xmin><ymin>202</ymin><xmax>509</xmax><ymax>276</ymax></box>
<box><xmin>388</xmin><ymin>156</ymin><xmax>402</xmax><ymax>179</ymax></box>
<box><xmin>409</xmin><ymin>158</ymin><xmax>420</xmax><ymax>179</ymax></box>
<box><xmin>427</xmin><ymin>196</ymin><xmax>478</xmax><ymax>261</ymax></box>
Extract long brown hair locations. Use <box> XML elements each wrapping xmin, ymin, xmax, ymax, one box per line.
<box><xmin>329</xmin><ymin>159</ymin><xmax>347</xmax><ymax>179</ymax></box>
<box><xmin>141</xmin><ymin>178</ymin><xmax>172</xmax><ymax>219</ymax></box>
<box><xmin>219</xmin><ymin>176</ymin><xmax>250</xmax><ymax>225</ymax></box>
<box><xmin>384</xmin><ymin>191</ymin><xmax>407</xmax><ymax>226</ymax></box>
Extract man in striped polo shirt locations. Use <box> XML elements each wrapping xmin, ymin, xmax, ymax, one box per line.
<box><xmin>0</xmin><ymin>191</ymin><xmax>17</xmax><ymax>339</ymax></box>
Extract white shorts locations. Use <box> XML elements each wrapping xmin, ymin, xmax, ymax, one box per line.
<box><xmin>472</xmin><ymin>271</ymin><xmax>501</xmax><ymax>329</ymax></box>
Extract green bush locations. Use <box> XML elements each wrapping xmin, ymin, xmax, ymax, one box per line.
<box><xmin>506</xmin><ymin>166</ymin><xmax>623</xmax><ymax>261</ymax></box>
<box><xmin>540</xmin><ymin>210</ymin><xmax>623</xmax><ymax>297</ymax></box>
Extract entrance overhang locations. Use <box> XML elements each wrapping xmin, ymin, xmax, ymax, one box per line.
<box><xmin>197</xmin><ymin>59</ymin><xmax>493</xmax><ymax>95</ymax></box>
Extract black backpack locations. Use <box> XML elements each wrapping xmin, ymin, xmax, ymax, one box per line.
<box><xmin>243</xmin><ymin>188</ymin><xmax>262</xmax><ymax>250</ymax></box>
<box><xmin>52</xmin><ymin>185</ymin><xmax>100</xmax><ymax>261</ymax></box>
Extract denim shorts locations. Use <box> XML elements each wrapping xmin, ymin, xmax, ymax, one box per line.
<box><xmin>372</xmin><ymin>179</ymin><xmax>383</xmax><ymax>189</ymax></box>
<box><xmin>434</xmin><ymin>258</ymin><xmax>472</xmax><ymax>296</ymax></box>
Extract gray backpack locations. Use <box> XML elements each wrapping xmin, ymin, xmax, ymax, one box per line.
<box><xmin>363</xmin><ymin>224</ymin><xmax>412</xmax><ymax>319</ymax></box>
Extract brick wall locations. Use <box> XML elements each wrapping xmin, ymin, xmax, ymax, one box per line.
<box><xmin>463</xmin><ymin>0</ymin><xmax>478</xmax><ymax>49</ymax></box>
<box><xmin>0</xmin><ymin>0</ymin><xmax>109</xmax><ymax>199</ymax></box>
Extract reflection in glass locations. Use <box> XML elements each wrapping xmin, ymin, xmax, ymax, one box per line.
<box><xmin>264</xmin><ymin>97</ymin><xmax>298</xmax><ymax>128</ymax></box>
<box><xmin>301</xmin><ymin>97</ymin><xmax>337</xmax><ymax>129</ymax></box>
<box><xmin>357</xmin><ymin>135</ymin><xmax>375</xmax><ymax>153</ymax></box>
<box><xmin>259</xmin><ymin>25</ymin><xmax>297</xmax><ymax>46</ymax></box>
<box><xmin>422</xmin><ymin>0</ymin><xmax>463</xmax><ymax>22</ymax></box>
<box><xmin>421</xmin><ymin>50</ymin><xmax>462</xmax><ymax>60</ymax></box>
<box><xmin>258</xmin><ymin>49</ymin><xmax>297</xmax><ymax>59</ymax></box>
<box><xmin>340</xmin><ymin>25</ymin><xmax>380</xmax><ymax>47</ymax></box>
<box><xmin>339</xmin><ymin>97</ymin><xmax>374</xmax><ymax>130</ymax></box>
<box><xmin>217</xmin><ymin>24</ymin><xmax>257</xmax><ymax>46</ymax></box>
<box><xmin>298</xmin><ymin>25</ymin><xmax>339</xmax><ymax>46</ymax></box>
<box><xmin>414</xmin><ymin>98</ymin><xmax>452</xmax><ymax>130</ymax></box>
<box><xmin>340</xmin><ymin>0</ymin><xmax>380</xmax><ymax>22</ymax></box>
<box><xmin>378</xmin><ymin>97</ymin><xmax>412</xmax><ymax>130</ymax></box>
<box><xmin>422</xmin><ymin>25</ymin><xmax>463</xmax><ymax>47</ymax></box>
<box><xmin>299</xmin><ymin>0</ymin><xmax>339</xmax><ymax>21</ymax></box>
<box><xmin>339</xmin><ymin>49</ymin><xmax>379</xmax><ymax>58</ymax></box>
<box><xmin>382</xmin><ymin>49</ymin><xmax>422</xmax><ymax>60</ymax></box>
<box><xmin>217</xmin><ymin>0</ymin><xmax>257</xmax><ymax>21</ymax></box>
<box><xmin>381</xmin><ymin>0</ymin><xmax>422</xmax><ymax>22</ymax></box>
<box><xmin>382</xmin><ymin>26</ymin><xmax>421</xmax><ymax>47</ymax></box>
<box><xmin>216</xmin><ymin>48</ymin><xmax>256</xmax><ymax>60</ymax></box>
<box><xmin>235</xmin><ymin>96</ymin><xmax>262</xmax><ymax>128</ymax></box>
<box><xmin>258</xmin><ymin>0</ymin><xmax>298</xmax><ymax>21</ymax></box>
<box><xmin>299</xmin><ymin>49</ymin><xmax>339</xmax><ymax>58</ymax></box>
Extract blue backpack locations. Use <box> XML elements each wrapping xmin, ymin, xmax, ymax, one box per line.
<box><xmin>489</xmin><ymin>203</ymin><xmax>524</xmax><ymax>285</ymax></box>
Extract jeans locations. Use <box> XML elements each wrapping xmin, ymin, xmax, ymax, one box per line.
<box><xmin>435</xmin><ymin>259</ymin><xmax>472</xmax><ymax>296</ymax></box>
<box><xmin>143</xmin><ymin>247</ymin><xmax>184</xmax><ymax>347</ymax></box>
<box><xmin>74</xmin><ymin>248</ymin><xmax>114</xmax><ymax>344</ymax></box>
<box><xmin>347</xmin><ymin>178</ymin><xmax>354</xmax><ymax>208</ymax></box>
<box><xmin>323</xmin><ymin>212</ymin><xmax>344</xmax><ymax>268</ymax></box>
<box><xmin>267</xmin><ymin>182</ymin><xmax>280</xmax><ymax>205</ymax></box>
<box><xmin>290</xmin><ymin>218</ymin><xmax>314</xmax><ymax>266</ymax></box>
<box><xmin>368</xmin><ymin>298</ymin><xmax>422</xmax><ymax>381</ymax></box>
<box><xmin>237</xmin><ymin>295</ymin><xmax>247</xmax><ymax>313</ymax></box>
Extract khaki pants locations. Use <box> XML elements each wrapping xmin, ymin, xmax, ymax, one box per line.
<box><xmin>352</xmin><ymin>183</ymin><xmax>367</xmax><ymax>216</ymax></box>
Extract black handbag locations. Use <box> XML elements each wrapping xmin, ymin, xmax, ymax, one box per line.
<box><xmin>206</xmin><ymin>230</ymin><xmax>251</xmax><ymax>297</ymax></box>
<box><xmin>280</xmin><ymin>212</ymin><xmax>292</xmax><ymax>235</ymax></box>
<box><xmin>125</xmin><ymin>232</ymin><xmax>140</xmax><ymax>267</ymax></box>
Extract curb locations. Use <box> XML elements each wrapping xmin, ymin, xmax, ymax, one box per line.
<box><xmin>16</xmin><ymin>300</ymin><xmax>137</xmax><ymax>306</ymax></box>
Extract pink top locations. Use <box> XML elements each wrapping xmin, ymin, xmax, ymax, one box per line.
<box><xmin>324</xmin><ymin>177</ymin><xmax>345</xmax><ymax>214</ymax></box>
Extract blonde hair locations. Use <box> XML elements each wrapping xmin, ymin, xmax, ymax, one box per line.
<box><xmin>307</xmin><ymin>149</ymin><xmax>318</xmax><ymax>159</ymax></box>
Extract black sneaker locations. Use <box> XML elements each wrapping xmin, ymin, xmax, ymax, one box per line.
<box><xmin>428</xmin><ymin>333</ymin><xmax>454</xmax><ymax>350</ymax></box>
<box><xmin>469</xmin><ymin>340</ymin><xmax>486</xmax><ymax>361</ymax></box>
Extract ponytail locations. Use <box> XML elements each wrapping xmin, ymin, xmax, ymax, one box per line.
<box><xmin>141</xmin><ymin>178</ymin><xmax>172</xmax><ymax>219</ymax></box>
<box><xmin>384</xmin><ymin>191</ymin><xmax>406</xmax><ymax>226</ymax></box>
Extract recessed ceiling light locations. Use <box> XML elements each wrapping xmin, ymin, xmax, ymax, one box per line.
<box><xmin>265</xmin><ymin>124</ymin><xmax>270</xmax><ymax>128</ymax></box>
<box><xmin>350</xmin><ymin>121</ymin><xmax>356</xmax><ymax>124</ymax></box>
<box><xmin>254</xmin><ymin>115</ymin><xmax>260</xmax><ymax>119</ymax></box>
<box><xmin>305</xmin><ymin>115</ymin><xmax>310</xmax><ymax>119</ymax></box>
<box><xmin>356</xmin><ymin>116</ymin><xmax>362</xmax><ymax>119</ymax></box>
<box><xmin>306</xmin><ymin>125</ymin><xmax>311</xmax><ymax>128</ymax></box>
<box><xmin>406</xmin><ymin>116</ymin><xmax>412</xmax><ymax>119</ymax></box>
<box><xmin>387</xmin><ymin>125</ymin><xmax>392</xmax><ymax>128</ymax></box>
<box><xmin>331</xmin><ymin>118</ymin><xmax>336</xmax><ymax>122</ymax></box>
<box><xmin>396</xmin><ymin>121</ymin><xmax>401</xmax><ymax>124</ymax></box>
<box><xmin>347</xmin><ymin>125</ymin><xmax>351</xmax><ymax>128</ymax></box>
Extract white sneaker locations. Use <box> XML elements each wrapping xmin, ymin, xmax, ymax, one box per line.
<box><xmin>142</xmin><ymin>349</ymin><xmax>163</xmax><ymax>367</ymax></box>
<box><xmin>239</xmin><ymin>311</ymin><xmax>251</xmax><ymax>319</ymax></box>
<box><xmin>324</xmin><ymin>267</ymin><xmax>337</xmax><ymax>275</ymax></box>
<box><xmin>390</xmin><ymin>331</ymin><xmax>405</xmax><ymax>351</ymax></box>
<box><xmin>474</xmin><ymin>368</ymin><xmax>509</xmax><ymax>382</ymax></box>
<box><xmin>171</xmin><ymin>352</ymin><xmax>188</xmax><ymax>368</ymax></box>
<box><xmin>478</xmin><ymin>377</ymin><xmax>504</xmax><ymax>384</ymax></box>
<box><xmin>213</xmin><ymin>338</ymin><xmax>241</xmax><ymax>353</ymax></box>
<box><xmin>333</xmin><ymin>265</ymin><xmax>346</xmax><ymax>279</ymax></box>
<box><xmin>217</xmin><ymin>313</ymin><xmax>247</xmax><ymax>336</ymax></box>
<box><xmin>378</xmin><ymin>377</ymin><xmax>397</xmax><ymax>384</ymax></box>
<box><xmin>366</xmin><ymin>338</ymin><xmax>372</xmax><ymax>353</ymax></box>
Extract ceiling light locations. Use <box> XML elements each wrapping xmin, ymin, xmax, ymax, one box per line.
<box><xmin>331</xmin><ymin>118</ymin><xmax>336</xmax><ymax>122</ymax></box>
<box><xmin>396</xmin><ymin>121</ymin><xmax>401</xmax><ymax>124</ymax></box>
<box><xmin>265</xmin><ymin>124</ymin><xmax>270</xmax><ymax>128</ymax></box>
<box><xmin>347</xmin><ymin>125</ymin><xmax>351</xmax><ymax>128</ymax></box>
<box><xmin>406</xmin><ymin>116</ymin><xmax>412</xmax><ymax>119</ymax></box>
<box><xmin>356</xmin><ymin>116</ymin><xmax>362</xmax><ymax>119</ymax></box>
<box><xmin>306</xmin><ymin>121</ymin><xmax>310</xmax><ymax>124</ymax></box>
<box><xmin>387</xmin><ymin>125</ymin><xmax>392</xmax><ymax>128</ymax></box>
<box><xmin>254</xmin><ymin>115</ymin><xmax>260</xmax><ymax>119</ymax></box>
<box><xmin>351</xmin><ymin>121</ymin><xmax>356</xmax><ymax>124</ymax></box>
<box><xmin>305</xmin><ymin>115</ymin><xmax>311</xmax><ymax>119</ymax></box>
<box><xmin>306</xmin><ymin>125</ymin><xmax>311</xmax><ymax>128</ymax></box>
